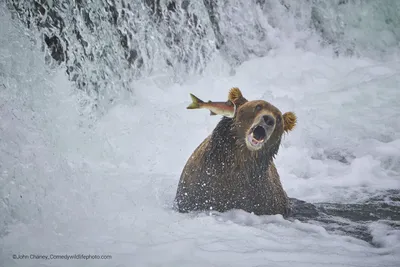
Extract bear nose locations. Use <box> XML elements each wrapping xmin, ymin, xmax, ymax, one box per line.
<box><xmin>263</xmin><ymin>115</ymin><xmax>275</xmax><ymax>126</ymax></box>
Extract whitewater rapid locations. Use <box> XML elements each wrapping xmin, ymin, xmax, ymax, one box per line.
<box><xmin>1</xmin><ymin>2</ymin><xmax>400</xmax><ymax>267</ymax></box>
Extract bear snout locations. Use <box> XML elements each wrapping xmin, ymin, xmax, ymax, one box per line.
<box><xmin>262</xmin><ymin>115</ymin><xmax>275</xmax><ymax>126</ymax></box>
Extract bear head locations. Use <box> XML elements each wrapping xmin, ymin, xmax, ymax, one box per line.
<box><xmin>229</xmin><ymin>88</ymin><xmax>297</xmax><ymax>152</ymax></box>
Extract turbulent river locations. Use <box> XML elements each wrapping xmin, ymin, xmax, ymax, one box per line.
<box><xmin>1</xmin><ymin>1</ymin><xmax>400</xmax><ymax>266</ymax></box>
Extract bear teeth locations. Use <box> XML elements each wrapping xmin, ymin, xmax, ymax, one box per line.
<box><xmin>251</xmin><ymin>132</ymin><xmax>264</xmax><ymax>143</ymax></box>
<box><xmin>250</xmin><ymin>133</ymin><xmax>262</xmax><ymax>145</ymax></box>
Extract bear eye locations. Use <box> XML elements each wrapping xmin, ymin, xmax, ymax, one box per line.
<box><xmin>254</xmin><ymin>104</ymin><xmax>262</xmax><ymax>113</ymax></box>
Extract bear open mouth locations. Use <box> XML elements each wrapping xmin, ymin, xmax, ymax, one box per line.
<box><xmin>252</xmin><ymin>125</ymin><xmax>266</xmax><ymax>141</ymax></box>
<box><xmin>247</xmin><ymin>125</ymin><xmax>267</xmax><ymax>148</ymax></box>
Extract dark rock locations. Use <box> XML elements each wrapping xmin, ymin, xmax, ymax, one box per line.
<box><xmin>288</xmin><ymin>190</ymin><xmax>400</xmax><ymax>245</ymax></box>
<box><xmin>44</xmin><ymin>34</ymin><xmax>65</xmax><ymax>63</ymax></box>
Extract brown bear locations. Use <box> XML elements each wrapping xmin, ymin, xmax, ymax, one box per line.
<box><xmin>174</xmin><ymin>88</ymin><xmax>297</xmax><ymax>216</ymax></box>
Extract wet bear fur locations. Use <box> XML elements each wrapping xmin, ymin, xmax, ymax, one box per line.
<box><xmin>174</xmin><ymin>88</ymin><xmax>297</xmax><ymax>216</ymax></box>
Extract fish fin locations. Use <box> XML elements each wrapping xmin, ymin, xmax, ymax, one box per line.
<box><xmin>210</xmin><ymin>111</ymin><xmax>217</xmax><ymax>116</ymax></box>
<box><xmin>187</xmin><ymin>93</ymin><xmax>204</xmax><ymax>109</ymax></box>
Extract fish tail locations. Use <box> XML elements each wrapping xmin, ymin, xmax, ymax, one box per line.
<box><xmin>187</xmin><ymin>93</ymin><xmax>204</xmax><ymax>109</ymax></box>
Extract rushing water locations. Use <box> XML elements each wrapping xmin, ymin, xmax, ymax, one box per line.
<box><xmin>5</xmin><ymin>0</ymin><xmax>400</xmax><ymax>112</ymax></box>
<box><xmin>1</xmin><ymin>1</ymin><xmax>400</xmax><ymax>266</ymax></box>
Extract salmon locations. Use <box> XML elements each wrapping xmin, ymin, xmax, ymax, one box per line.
<box><xmin>186</xmin><ymin>87</ymin><xmax>246</xmax><ymax>118</ymax></box>
<box><xmin>186</xmin><ymin>94</ymin><xmax>236</xmax><ymax>118</ymax></box>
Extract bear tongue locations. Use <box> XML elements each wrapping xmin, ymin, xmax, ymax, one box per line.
<box><xmin>247</xmin><ymin>134</ymin><xmax>263</xmax><ymax>146</ymax></box>
<box><xmin>251</xmin><ymin>136</ymin><xmax>261</xmax><ymax>145</ymax></box>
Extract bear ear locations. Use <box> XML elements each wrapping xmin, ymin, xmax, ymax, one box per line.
<box><xmin>228</xmin><ymin>87</ymin><xmax>248</xmax><ymax>107</ymax></box>
<box><xmin>283</xmin><ymin>112</ymin><xmax>297</xmax><ymax>133</ymax></box>
<box><xmin>228</xmin><ymin>87</ymin><xmax>248</xmax><ymax>118</ymax></box>
<box><xmin>228</xmin><ymin>87</ymin><xmax>243</xmax><ymax>102</ymax></box>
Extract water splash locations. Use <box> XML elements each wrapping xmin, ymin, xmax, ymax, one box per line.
<box><xmin>6</xmin><ymin>0</ymin><xmax>400</xmax><ymax>114</ymax></box>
